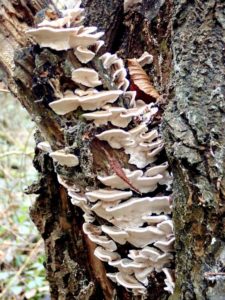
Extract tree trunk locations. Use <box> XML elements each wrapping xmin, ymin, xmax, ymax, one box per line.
<box><xmin>0</xmin><ymin>0</ymin><xmax>224</xmax><ymax>299</ymax></box>
<box><xmin>163</xmin><ymin>1</ymin><xmax>225</xmax><ymax>299</ymax></box>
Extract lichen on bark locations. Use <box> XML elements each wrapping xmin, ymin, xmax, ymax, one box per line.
<box><xmin>163</xmin><ymin>1</ymin><xmax>225</xmax><ymax>299</ymax></box>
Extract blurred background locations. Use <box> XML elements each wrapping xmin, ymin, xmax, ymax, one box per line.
<box><xmin>0</xmin><ymin>89</ymin><xmax>49</xmax><ymax>299</ymax></box>
<box><xmin>0</xmin><ymin>1</ymin><xmax>78</xmax><ymax>299</ymax></box>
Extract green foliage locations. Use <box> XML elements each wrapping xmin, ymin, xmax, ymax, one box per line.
<box><xmin>0</xmin><ymin>91</ymin><xmax>49</xmax><ymax>299</ymax></box>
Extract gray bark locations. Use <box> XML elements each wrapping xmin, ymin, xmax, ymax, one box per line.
<box><xmin>163</xmin><ymin>1</ymin><xmax>225</xmax><ymax>299</ymax></box>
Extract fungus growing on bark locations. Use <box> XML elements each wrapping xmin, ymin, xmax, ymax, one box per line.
<box><xmin>101</xmin><ymin>225</ymin><xmax>166</xmax><ymax>248</ymax></box>
<box><xmin>74</xmin><ymin>46</ymin><xmax>95</xmax><ymax>63</ymax></box>
<box><xmin>37</xmin><ymin>141</ymin><xmax>52</xmax><ymax>152</ymax></box>
<box><xmin>83</xmin><ymin>223</ymin><xmax>117</xmax><ymax>251</ymax></box>
<box><xmin>72</xmin><ymin>68</ymin><xmax>102</xmax><ymax>87</ymax></box>
<box><xmin>94</xmin><ymin>247</ymin><xmax>121</xmax><ymax>262</ymax></box>
<box><xmin>27</xmin><ymin>2</ymin><xmax>174</xmax><ymax>295</ymax></box>
<box><xmin>74</xmin><ymin>88</ymin><xmax>98</xmax><ymax>96</ymax></box>
<box><xmin>85</xmin><ymin>189</ymin><xmax>133</xmax><ymax>203</ymax></box>
<box><xmin>83</xmin><ymin>106</ymin><xmax>131</xmax><ymax>128</ymax></box>
<box><xmin>100</xmin><ymin>52</ymin><xmax>128</xmax><ymax>90</ymax></box>
<box><xmin>98</xmin><ymin>168</ymin><xmax>169</xmax><ymax>193</ymax></box>
<box><xmin>37</xmin><ymin>4</ymin><xmax>84</xmax><ymax>28</ymax></box>
<box><xmin>107</xmin><ymin>247</ymin><xmax>173</xmax><ymax>288</ymax></box>
<box><xmin>49</xmin><ymin>150</ymin><xmax>79</xmax><ymax>167</ymax></box>
<box><xmin>49</xmin><ymin>90</ymin><xmax>123</xmax><ymax>114</ymax></box>
<box><xmin>96</xmin><ymin>129</ymin><xmax>131</xmax><ymax>149</ymax></box>
<box><xmin>115</xmin><ymin>272</ymin><xmax>145</xmax><ymax>290</ymax></box>
<box><xmin>154</xmin><ymin>237</ymin><xmax>175</xmax><ymax>252</ymax></box>
<box><xmin>137</xmin><ymin>51</ymin><xmax>154</xmax><ymax>66</ymax></box>
<box><xmin>27</xmin><ymin>27</ymin><xmax>82</xmax><ymax>50</ymax></box>
<box><xmin>94</xmin><ymin>195</ymin><xmax>171</xmax><ymax>228</ymax></box>
<box><xmin>82</xmin><ymin>100</ymin><xmax>158</xmax><ymax>128</ymax></box>
<box><xmin>162</xmin><ymin>268</ymin><xmax>175</xmax><ymax>294</ymax></box>
<box><xmin>27</xmin><ymin>26</ymin><xmax>104</xmax><ymax>51</ymax></box>
<box><xmin>96</xmin><ymin>124</ymin><xmax>163</xmax><ymax>168</ymax></box>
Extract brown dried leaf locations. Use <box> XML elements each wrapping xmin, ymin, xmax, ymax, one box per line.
<box><xmin>127</xmin><ymin>58</ymin><xmax>160</xmax><ymax>100</ymax></box>
<box><xmin>100</xmin><ymin>145</ymin><xmax>141</xmax><ymax>195</ymax></box>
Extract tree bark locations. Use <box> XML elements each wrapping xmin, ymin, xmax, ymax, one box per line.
<box><xmin>0</xmin><ymin>0</ymin><xmax>224</xmax><ymax>299</ymax></box>
<box><xmin>163</xmin><ymin>1</ymin><xmax>225</xmax><ymax>299</ymax></box>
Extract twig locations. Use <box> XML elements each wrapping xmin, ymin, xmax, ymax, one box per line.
<box><xmin>0</xmin><ymin>224</ymin><xmax>28</xmax><ymax>242</ymax></box>
<box><xmin>204</xmin><ymin>272</ymin><xmax>225</xmax><ymax>277</ymax></box>
<box><xmin>0</xmin><ymin>88</ymin><xmax>10</xmax><ymax>93</ymax></box>
<box><xmin>0</xmin><ymin>151</ymin><xmax>34</xmax><ymax>159</ymax></box>
<box><xmin>0</xmin><ymin>239</ymin><xmax>43</xmax><ymax>298</ymax></box>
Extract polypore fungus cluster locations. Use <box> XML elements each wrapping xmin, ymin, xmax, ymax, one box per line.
<box><xmin>29</xmin><ymin>0</ymin><xmax>175</xmax><ymax>296</ymax></box>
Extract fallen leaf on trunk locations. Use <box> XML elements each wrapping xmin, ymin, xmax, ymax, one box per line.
<box><xmin>100</xmin><ymin>145</ymin><xmax>141</xmax><ymax>195</ymax></box>
<box><xmin>127</xmin><ymin>58</ymin><xmax>160</xmax><ymax>100</ymax></box>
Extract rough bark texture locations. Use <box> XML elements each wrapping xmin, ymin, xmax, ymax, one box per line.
<box><xmin>1</xmin><ymin>0</ymin><xmax>223</xmax><ymax>299</ymax></box>
<box><xmin>163</xmin><ymin>1</ymin><xmax>225</xmax><ymax>299</ymax></box>
<box><xmin>0</xmin><ymin>1</ymin><xmax>173</xmax><ymax>299</ymax></box>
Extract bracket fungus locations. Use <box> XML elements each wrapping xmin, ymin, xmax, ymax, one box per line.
<box><xmin>96</xmin><ymin>124</ymin><xmax>164</xmax><ymax>168</ymax></box>
<box><xmin>27</xmin><ymin>1</ymin><xmax>175</xmax><ymax>296</ymax></box>
<box><xmin>85</xmin><ymin>189</ymin><xmax>133</xmax><ymax>203</ymax></box>
<box><xmin>100</xmin><ymin>52</ymin><xmax>128</xmax><ymax>90</ymax></box>
<box><xmin>49</xmin><ymin>90</ymin><xmax>123</xmax><ymax>114</ymax></box>
<box><xmin>97</xmin><ymin>168</ymin><xmax>169</xmax><ymax>193</ymax></box>
<box><xmin>72</xmin><ymin>68</ymin><xmax>102</xmax><ymax>87</ymax></box>
<box><xmin>37</xmin><ymin>141</ymin><xmax>52</xmax><ymax>153</ymax></box>
<box><xmin>83</xmin><ymin>223</ymin><xmax>117</xmax><ymax>251</ymax></box>
<box><xmin>92</xmin><ymin>196</ymin><xmax>172</xmax><ymax>229</ymax></box>
<box><xmin>50</xmin><ymin>150</ymin><xmax>79</xmax><ymax>167</ymax></box>
<box><xmin>82</xmin><ymin>100</ymin><xmax>158</xmax><ymax>128</ymax></box>
<box><xmin>74</xmin><ymin>46</ymin><xmax>95</xmax><ymax>63</ymax></box>
<box><xmin>137</xmin><ymin>51</ymin><xmax>154</xmax><ymax>66</ymax></box>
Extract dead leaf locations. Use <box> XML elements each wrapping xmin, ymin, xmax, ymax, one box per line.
<box><xmin>127</xmin><ymin>58</ymin><xmax>160</xmax><ymax>100</ymax></box>
<box><xmin>100</xmin><ymin>145</ymin><xmax>141</xmax><ymax>195</ymax></box>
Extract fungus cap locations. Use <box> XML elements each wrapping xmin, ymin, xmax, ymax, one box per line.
<box><xmin>37</xmin><ymin>141</ymin><xmax>52</xmax><ymax>152</ymax></box>
<box><xmin>94</xmin><ymin>247</ymin><xmax>120</xmax><ymax>262</ymax></box>
<box><xmin>72</xmin><ymin>68</ymin><xmax>102</xmax><ymax>87</ymax></box>
<box><xmin>49</xmin><ymin>90</ymin><xmax>123</xmax><ymax>114</ymax></box>
<box><xmin>86</xmin><ymin>189</ymin><xmax>132</xmax><ymax>203</ymax></box>
<box><xmin>50</xmin><ymin>150</ymin><xmax>79</xmax><ymax>167</ymax></box>
<box><xmin>74</xmin><ymin>46</ymin><xmax>95</xmax><ymax>63</ymax></box>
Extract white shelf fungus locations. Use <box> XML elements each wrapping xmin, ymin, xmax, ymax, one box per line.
<box><xmin>83</xmin><ymin>223</ymin><xmax>117</xmax><ymax>251</ymax></box>
<box><xmin>27</xmin><ymin>1</ymin><xmax>174</xmax><ymax>295</ymax></box>
<box><xmin>37</xmin><ymin>141</ymin><xmax>52</xmax><ymax>153</ymax></box>
<box><xmin>83</xmin><ymin>100</ymin><xmax>158</xmax><ymax>128</ymax></box>
<box><xmin>50</xmin><ymin>150</ymin><xmax>79</xmax><ymax>167</ymax></box>
<box><xmin>85</xmin><ymin>189</ymin><xmax>132</xmax><ymax>203</ymax></box>
<box><xmin>100</xmin><ymin>52</ymin><xmax>128</xmax><ymax>90</ymax></box>
<box><xmin>72</xmin><ymin>68</ymin><xmax>102</xmax><ymax>87</ymax></box>
<box><xmin>98</xmin><ymin>168</ymin><xmax>168</xmax><ymax>193</ymax></box>
<box><xmin>94</xmin><ymin>247</ymin><xmax>121</xmax><ymax>262</ymax></box>
<box><xmin>49</xmin><ymin>90</ymin><xmax>123</xmax><ymax>114</ymax></box>
<box><xmin>137</xmin><ymin>51</ymin><xmax>154</xmax><ymax>66</ymax></box>
<box><xmin>27</xmin><ymin>26</ymin><xmax>104</xmax><ymax>51</ymax></box>
<box><xmin>74</xmin><ymin>46</ymin><xmax>95</xmax><ymax>63</ymax></box>
<box><xmin>91</xmin><ymin>196</ymin><xmax>171</xmax><ymax>229</ymax></box>
<box><xmin>96</xmin><ymin>124</ymin><xmax>164</xmax><ymax>168</ymax></box>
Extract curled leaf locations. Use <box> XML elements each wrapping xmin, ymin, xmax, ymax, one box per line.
<box><xmin>128</xmin><ymin>58</ymin><xmax>160</xmax><ymax>100</ymax></box>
